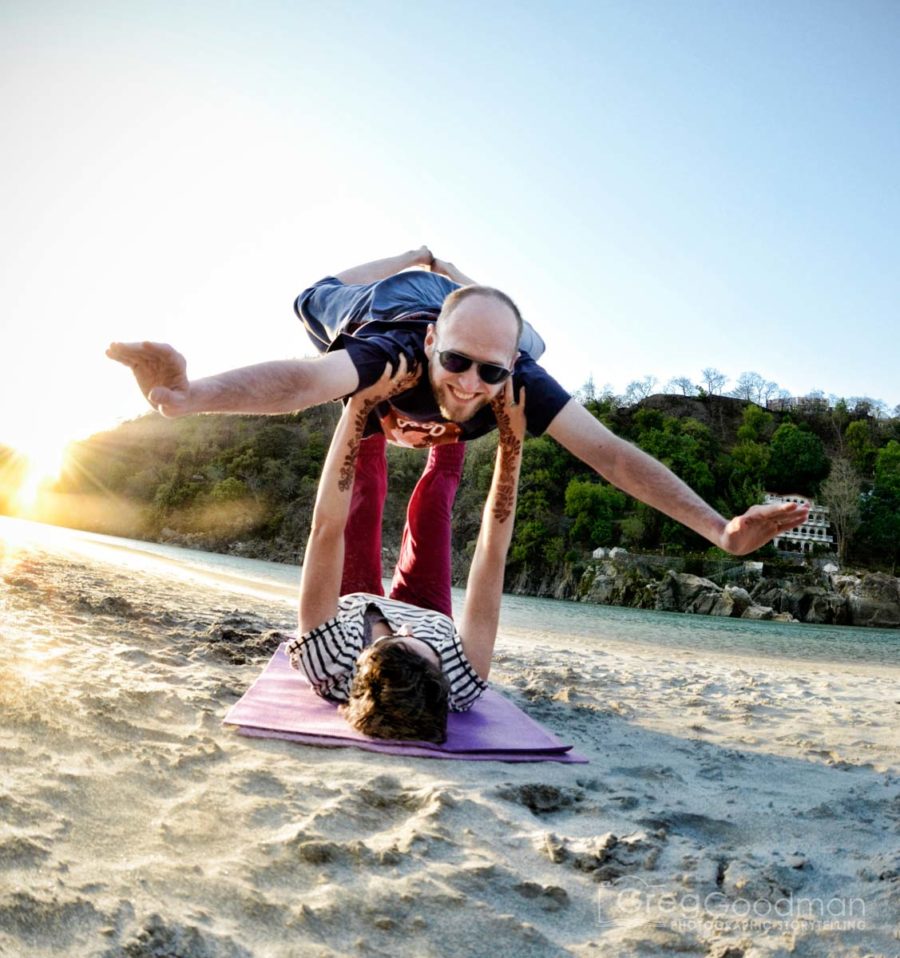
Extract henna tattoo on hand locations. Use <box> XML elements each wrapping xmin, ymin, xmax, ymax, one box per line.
<box><xmin>337</xmin><ymin>360</ymin><xmax>421</xmax><ymax>491</ymax></box>
<box><xmin>385</xmin><ymin>363</ymin><xmax>420</xmax><ymax>398</ymax></box>
<box><xmin>357</xmin><ymin>360</ymin><xmax>421</xmax><ymax>405</ymax></box>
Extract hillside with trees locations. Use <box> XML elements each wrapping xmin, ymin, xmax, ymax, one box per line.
<box><xmin>3</xmin><ymin>373</ymin><xmax>899</xmax><ymax>586</ymax></box>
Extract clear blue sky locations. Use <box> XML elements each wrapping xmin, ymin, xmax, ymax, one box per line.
<box><xmin>2</xmin><ymin>0</ymin><xmax>898</xmax><ymax>461</ymax></box>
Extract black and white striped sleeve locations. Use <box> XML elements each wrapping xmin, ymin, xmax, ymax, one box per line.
<box><xmin>443</xmin><ymin>625</ymin><xmax>489</xmax><ymax>712</ymax></box>
<box><xmin>285</xmin><ymin>616</ymin><xmax>361</xmax><ymax>703</ymax></box>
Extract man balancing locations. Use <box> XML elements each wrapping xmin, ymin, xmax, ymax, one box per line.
<box><xmin>107</xmin><ymin>245</ymin><xmax>808</xmax><ymax>620</ymax></box>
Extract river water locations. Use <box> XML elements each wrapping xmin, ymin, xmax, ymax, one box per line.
<box><xmin>2</xmin><ymin>517</ymin><xmax>898</xmax><ymax>669</ymax></box>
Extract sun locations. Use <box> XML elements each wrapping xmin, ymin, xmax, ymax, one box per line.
<box><xmin>1</xmin><ymin>436</ymin><xmax>71</xmax><ymax>518</ymax></box>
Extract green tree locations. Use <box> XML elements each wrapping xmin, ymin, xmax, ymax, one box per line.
<box><xmin>764</xmin><ymin>423</ymin><xmax>829</xmax><ymax>494</ymax></box>
<box><xmin>719</xmin><ymin>404</ymin><xmax>774</xmax><ymax>513</ymax></box>
<box><xmin>564</xmin><ymin>479</ymin><xmax>627</xmax><ymax>548</ymax></box>
<box><xmin>857</xmin><ymin>441</ymin><xmax>900</xmax><ymax>571</ymax></box>
<box><xmin>634</xmin><ymin>415</ymin><xmax>716</xmax><ymax>499</ymax></box>
<box><xmin>507</xmin><ymin>436</ymin><xmax>577</xmax><ymax>569</ymax></box>
<box><xmin>874</xmin><ymin>440</ymin><xmax>900</xmax><ymax>493</ymax></box>
<box><xmin>736</xmin><ymin>404</ymin><xmax>774</xmax><ymax>443</ymax></box>
<box><xmin>618</xmin><ymin>514</ymin><xmax>646</xmax><ymax>548</ymax></box>
<box><xmin>211</xmin><ymin>477</ymin><xmax>249</xmax><ymax>502</ymax></box>
<box><xmin>845</xmin><ymin>420</ymin><xmax>878</xmax><ymax>475</ymax></box>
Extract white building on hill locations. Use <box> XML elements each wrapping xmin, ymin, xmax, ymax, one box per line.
<box><xmin>764</xmin><ymin>493</ymin><xmax>834</xmax><ymax>554</ymax></box>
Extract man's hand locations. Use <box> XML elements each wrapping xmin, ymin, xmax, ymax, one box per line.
<box><xmin>719</xmin><ymin>500</ymin><xmax>810</xmax><ymax>556</ymax></box>
<box><xmin>106</xmin><ymin>341</ymin><xmax>194</xmax><ymax>417</ymax></box>
<box><xmin>349</xmin><ymin>355</ymin><xmax>421</xmax><ymax>408</ymax></box>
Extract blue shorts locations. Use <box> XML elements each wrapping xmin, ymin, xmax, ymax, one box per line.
<box><xmin>295</xmin><ymin>272</ymin><xmax>546</xmax><ymax>359</ymax></box>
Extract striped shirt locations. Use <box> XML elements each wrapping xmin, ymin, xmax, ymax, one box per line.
<box><xmin>286</xmin><ymin>593</ymin><xmax>487</xmax><ymax>712</ymax></box>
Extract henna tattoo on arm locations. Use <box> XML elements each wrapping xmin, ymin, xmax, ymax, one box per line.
<box><xmin>489</xmin><ymin>399</ymin><xmax>523</xmax><ymax>524</ymax></box>
<box><xmin>337</xmin><ymin>400</ymin><xmax>378</xmax><ymax>492</ymax></box>
<box><xmin>491</xmin><ymin>439</ymin><xmax>521</xmax><ymax>522</ymax></box>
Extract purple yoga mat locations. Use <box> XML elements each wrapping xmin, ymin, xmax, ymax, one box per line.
<box><xmin>224</xmin><ymin>644</ymin><xmax>588</xmax><ymax>763</ymax></box>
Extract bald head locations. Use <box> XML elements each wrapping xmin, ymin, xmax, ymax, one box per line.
<box><xmin>436</xmin><ymin>285</ymin><xmax>523</xmax><ymax>352</ymax></box>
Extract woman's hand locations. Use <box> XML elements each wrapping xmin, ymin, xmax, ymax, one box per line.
<box><xmin>349</xmin><ymin>355</ymin><xmax>420</xmax><ymax>409</ymax></box>
<box><xmin>491</xmin><ymin>379</ymin><xmax>527</xmax><ymax>448</ymax></box>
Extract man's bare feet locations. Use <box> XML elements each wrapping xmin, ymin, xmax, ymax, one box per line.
<box><xmin>106</xmin><ymin>341</ymin><xmax>193</xmax><ymax>417</ymax></box>
<box><xmin>431</xmin><ymin>257</ymin><xmax>476</xmax><ymax>285</ymax></box>
<box><xmin>412</xmin><ymin>245</ymin><xmax>434</xmax><ymax>268</ymax></box>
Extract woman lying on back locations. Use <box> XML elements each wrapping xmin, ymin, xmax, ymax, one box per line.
<box><xmin>286</xmin><ymin>357</ymin><xmax>526</xmax><ymax>743</ymax></box>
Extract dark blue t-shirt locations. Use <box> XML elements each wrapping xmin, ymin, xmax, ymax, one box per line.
<box><xmin>295</xmin><ymin>276</ymin><xmax>571</xmax><ymax>447</ymax></box>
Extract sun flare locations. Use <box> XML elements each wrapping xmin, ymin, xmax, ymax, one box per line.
<box><xmin>1</xmin><ymin>437</ymin><xmax>71</xmax><ymax>517</ymax></box>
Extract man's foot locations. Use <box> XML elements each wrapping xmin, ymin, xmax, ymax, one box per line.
<box><xmin>431</xmin><ymin>258</ymin><xmax>475</xmax><ymax>285</ymax></box>
<box><xmin>106</xmin><ymin>341</ymin><xmax>193</xmax><ymax>417</ymax></box>
<box><xmin>412</xmin><ymin>245</ymin><xmax>434</xmax><ymax>268</ymax></box>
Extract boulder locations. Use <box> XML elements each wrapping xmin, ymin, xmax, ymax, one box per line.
<box><xmin>709</xmin><ymin>593</ymin><xmax>736</xmax><ymax>617</ymax></box>
<box><xmin>709</xmin><ymin>585</ymin><xmax>751</xmax><ymax>618</ymax></box>
<box><xmin>579</xmin><ymin>563</ymin><xmax>656</xmax><ymax>609</ymax></box>
<box><xmin>802</xmin><ymin>591</ymin><xmax>849</xmax><ymax>625</ymax></box>
<box><xmin>843</xmin><ymin>573</ymin><xmax>900</xmax><ymax>628</ymax></box>
<box><xmin>859</xmin><ymin>571</ymin><xmax>900</xmax><ymax>604</ymax></box>
<box><xmin>655</xmin><ymin>572</ymin><xmax>722</xmax><ymax>615</ymax></box>
<box><xmin>773</xmin><ymin>583</ymin><xmax>849</xmax><ymax>625</ymax></box>
<box><xmin>742</xmin><ymin>604</ymin><xmax>775</xmax><ymax>621</ymax></box>
<box><xmin>750</xmin><ymin>582</ymin><xmax>791</xmax><ymax>614</ymax></box>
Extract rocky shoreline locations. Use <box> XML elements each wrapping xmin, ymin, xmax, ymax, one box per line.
<box><xmin>156</xmin><ymin>528</ymin><xmax>900</xmax><ymax>630</ymax></box>
<box><xmin>574</xmin><ymin>550</ymin><xmax>900</xmax><ymax>629</ymax></box>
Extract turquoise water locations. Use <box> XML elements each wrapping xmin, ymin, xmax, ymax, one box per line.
<box><xmin>3</xmin><ymin>518</ymin><xmax>898</xmax><ymax>668</ymax></box>
<box><xmin>496</xmin><ymin>592</ymin><xmax>900</xmax><ymax>667</ymax></box>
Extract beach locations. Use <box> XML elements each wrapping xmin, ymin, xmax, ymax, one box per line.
<box><xmin>1</xmin><ymin>519</ymin><xmax>897</xmax><ymax>957</ymax></box>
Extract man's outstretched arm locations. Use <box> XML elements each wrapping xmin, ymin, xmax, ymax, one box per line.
<box><xmin>545</xmin><ymin>400</ymin><xmax>809</xmax><ymax>556</ymax></box>
<box><xmin>106</xmin><ymin>342</ymin><xmax>359</xmax><ymax>418</ymax></box>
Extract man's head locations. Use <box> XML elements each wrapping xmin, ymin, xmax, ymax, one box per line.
<box><xmin>342</xmin><ymin>639</ymin><xmax>451</xmax><ymax>743</ymax></box>
<box><xmin>424</xmin><ymin>286</ymin><xmax>522</xmax><ymax>423</ymax></box>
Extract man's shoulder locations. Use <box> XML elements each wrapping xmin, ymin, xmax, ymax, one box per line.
<box><xmin>511</xmin><ymin>354</ymin><xmax>572</xmax><ymax>436</ymax></box>
<box><xmin>514</xmin><ymin>353</ymin><xmax>570</xmax><ymax>392</ymax></box>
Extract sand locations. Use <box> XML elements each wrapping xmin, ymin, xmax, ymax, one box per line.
<box><xmin>0</xmin><ymin>520</ymin><xmax>897</xmax><ymax>957</ymax></box>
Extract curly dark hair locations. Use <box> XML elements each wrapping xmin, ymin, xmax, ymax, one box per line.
<box><xmin>341</xmin><ymin>641</ymin><xmax>450</xmax><ymax>744</ymax></box>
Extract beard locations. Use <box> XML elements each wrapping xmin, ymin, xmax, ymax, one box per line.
<box><xmin>430</xmin><ymin>379</ymin><xmax>492</xmax><ymax>423</ymax></box>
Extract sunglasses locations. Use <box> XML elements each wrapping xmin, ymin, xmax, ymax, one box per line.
<box><xmin>436</xmin><ymin>349</ymin><xmax>513</xmax><ymax>385</ymax></box>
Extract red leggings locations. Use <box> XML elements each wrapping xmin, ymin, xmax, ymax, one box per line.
<box><xmin>340</xmin><ymin>435</ymin><xmax>465</xmax><ymax>618</ymax></box>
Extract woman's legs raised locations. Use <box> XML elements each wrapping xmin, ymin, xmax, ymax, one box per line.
<box><xmin>340</xmin><ymin>433</ymin><xmax>387</xmax><ymax>596</ymax></box>
<box><xmin>389</xmin><ymin>442</ymin><xmax>466</xmax><ymax>617</ymax></box>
